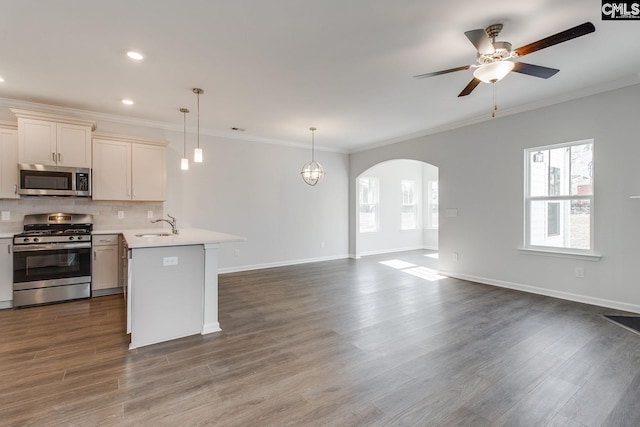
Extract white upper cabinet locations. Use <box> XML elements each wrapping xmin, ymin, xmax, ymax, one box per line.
<box><xmin>92</xmin><ymin>134</ymin><xmax>167</xmax><ymax>202</ymax></box>
<box><xmin>0</xmin><ymin>127</ymin><xmax>19</xmax><ymax>199</ymax></box>
<box><xmin>12</xmin><ymin>109</ymin><xmax>95</xmax><ymax>168</ymax></box>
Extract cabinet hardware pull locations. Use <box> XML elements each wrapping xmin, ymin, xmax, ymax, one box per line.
<box><xmin>13</xmin><ymin>184</ymin><xmax>17</xmax><ymax>194</ymax></box>
<box><xmin>52</xmin><ymin>152</ymin><xmax>56</xmax><ymax>162</ymax></box>
<box><xmin>58</xmin><ymin>153</ymin><xmax>62</xmax><ymax>163</ymax></box>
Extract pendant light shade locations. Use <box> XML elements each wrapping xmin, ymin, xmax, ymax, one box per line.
<box><xmin>301</xmin><ymin>127</ymin><xmax>325</xmax><ymax>186</ymax></box>
<box><xmin>180</xmin><ymin>108</ymin><xmax>189</xmax><ymax>170</ymax></box>
<box><xmin>193</xmin><ymin>88</ymin><xmax>204</xmax><ymax>163</ymax></box>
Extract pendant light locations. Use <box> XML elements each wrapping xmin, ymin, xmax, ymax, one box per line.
<box><xmin>180</xmin><ymin>108</ymin><xmax>189</xmax><ymax>170</ymax></box>
<box><xmin>300</xmin><ymin>127</ymin><xmax>325</xmax><ymax>186</ymax></box>
<box><xmin>193</xmin><ymin>88</ymin><xmax>204</xmax><ymax>163</ymax></box>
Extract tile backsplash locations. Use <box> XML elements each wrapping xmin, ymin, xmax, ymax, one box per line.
<box><xmin>0</xmin><ymin>197</ymin><xmax>163</xmax><ymax>233</ymax></box>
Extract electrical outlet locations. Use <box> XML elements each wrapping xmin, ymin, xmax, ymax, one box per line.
<box><xmin>575</xmin><ymin>267</ymin><xmax>584</xmax><ymax>278</ymax></box>
<box><xmin>163</xmin><ymin>256</ymin><xmax>178</xmax><ymax>266</ymax></box>
<box><xmin>118</xmin><ymin>211</ymin><xmax>124</xmax><ymax>219</ymax></box>
<box><xmin>147</xmin><ymin>210</ymin><xmax>153</xmax><ymax>219</ymax></box>
<box><xmin>1</xmin><ymin>211</ymin><xmax>10</xmax><ymax>221</ymax></box>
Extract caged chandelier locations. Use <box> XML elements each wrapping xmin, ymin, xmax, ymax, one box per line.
<box><xmin>300</xmin><ymin>127</ymin><xmax>325</xmax><ymax>186</ymax></box>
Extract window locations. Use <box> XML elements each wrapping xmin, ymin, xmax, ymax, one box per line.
<box><xmin>525</xmin><ymin>140</ymin><xmax>593</xmax><ymax>252</ymax></box>
<box><xmin>428</xmin><ymin>181</ymin><xmax>439</xmax><ymax>228</ymax></box>
<box><xmin>359</xmin><ymin>177</ymin><xmax>379</xmax><ymax>232</ymax></box>
<box><xmin>401</xmin><ymin>180</ymin><xmax>417</xmax><ymax>230</ymax></box>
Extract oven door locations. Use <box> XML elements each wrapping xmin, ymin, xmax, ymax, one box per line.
<box><xmin>13</xmin><ymin>243</ymin><xmax>92</xmax><ymax>289</ymax></box>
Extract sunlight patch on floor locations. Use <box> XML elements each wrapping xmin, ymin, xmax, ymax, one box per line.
<box><xmin>424</xmin><ymin>253</ymin><xmax>439</xmax><ymax>259</ymax></box>
<box><xmin>378</xmin><ymin>259</ymin><xmax>417</xmax><ymax>269</ymax></box>
<box><xmin>402</xmin><ymin>266</ymin><xmax>446</xmax><ymax>282</ymax></box>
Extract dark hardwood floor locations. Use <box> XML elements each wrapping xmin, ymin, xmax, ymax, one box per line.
<box><xmin>2</xmin><ymin>250</ymin><xmax>640</xmax><ymax>426</ymax></box>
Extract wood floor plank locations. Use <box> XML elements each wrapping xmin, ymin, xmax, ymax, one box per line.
<box><xmin>1</xmin><ymin>249</ymin><xmax>640</xmax><ymax>425</ymax></box>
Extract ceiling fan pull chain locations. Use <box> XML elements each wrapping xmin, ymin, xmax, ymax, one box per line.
<box><xmin>492</xmin><ymin>82</ymin><xmax>497</xmax><ymax>118</ymax></box>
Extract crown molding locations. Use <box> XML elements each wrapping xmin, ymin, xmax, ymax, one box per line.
<box><xmin>0</xmin><ymin>97</ymin><xmax>347</xmax><ymax>154</ymax></box>
<box><xmin>349</xmin><ymin>75</ymin><xmax>640</xmax><ymax>154</ymax></box>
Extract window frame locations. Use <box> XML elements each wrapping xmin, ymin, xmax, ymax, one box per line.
<box><xmin>400</xmin><ymin>179</ymin><xmax>417</xmax><ymax>230</ymax></box>
<box><xmin>358</xmin><ymin>176</ymin><xmax>380</xmax><ymax>233</ymax></box>
<box><xmin>524</xmin><ymin>139</ymin><xmax>595</xmax><ymax>256</ymax></box>
<box><xmin>426</xmin><ymin>180</ymin><xmax>439</xmax><ymax>229</ymax></box>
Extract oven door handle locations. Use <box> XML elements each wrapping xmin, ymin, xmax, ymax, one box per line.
<box><xmin>13</xmin><ymin>243</ymin><xmax>92</xmax><ymax>252</ymax></box>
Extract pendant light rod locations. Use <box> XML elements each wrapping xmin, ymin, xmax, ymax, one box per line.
<box><xmin>310</xmin><ymin>127</ymin><xmax>316</xmax><ymax>161</ymax></box>
<box><xmin>179</xmin><ymin>108</ymin><xmax>189</xmax><ymax>170</ymax></box>
<box><xmin>193</xmin><ymin>88</ymin><xmax>204</xmax><ymax>163</ymax></box>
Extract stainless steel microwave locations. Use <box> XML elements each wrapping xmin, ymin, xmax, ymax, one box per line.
<box><xmin>18</xmin><ymin>164</ymin><xmax>91</xmax><ymax>197</ymax></box>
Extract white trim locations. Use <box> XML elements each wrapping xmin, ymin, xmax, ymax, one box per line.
<box><xmin>518</xmin><ymin>248</ymin><xmax>602</xmax><ymax>261</ymax></box>
<box><xmin>93</xmin><ymin>132</ymin><xmax>169</xmax><ymax>147</ymax></box>
<box><xmin>440</xmin><ymin>271</ymin><xmax>640</xmax><ymax>314</ymax></box>
<box><xmin>349</xmin><ymin>77</ymin><xmax>640</xmax><ymax>154</ymax></box>
<box><xmin>201</xmin><ymin>322</ymin><xmax>221</xmax><ymax>334</ymax></box>
<box><xmin>10</xmin><ymin>108</ymin><xmax>97</xmax><ymax>130</ymax></box>
<box><xmin>422</xmin><ymin>245</ymin><xmax>438</xmax><ymax>251</ymax></box>
<box><xmin>0</xmin><ymin>97</ymin><xmax>346</xmax><ymax>154</ymax></box>
<box><xmin>0</xmin><ymin>301</ymin><xmax>12</xmax><ymax>310</ymax></box>
<box><xmin>218</xmin><ymin>254</ymin><xmax>350</xmax><ymax>274</ymax></box>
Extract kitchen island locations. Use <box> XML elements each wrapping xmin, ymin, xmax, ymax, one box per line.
<box><xmin>122</xmin><ymin>228</ymin><xmax>244</xmax><ymax>349</ymax></box>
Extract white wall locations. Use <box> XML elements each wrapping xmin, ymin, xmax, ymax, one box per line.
<box><xmin>350</xmin><ymin>83</ymin><xmax>640</xmax><ymax>313</ymax></box>
<box><xmin>422</xmin><ymin>163</ymin><xmax>438</xmax><ymax>250</ymax></box>
<box><xmin>162</xmin><ymin>131</ymin><xmax>350</xmax><ymax>271</ymax></box>
<box><xmin>356</xmin><ymin>159</ymin><xmax>438</xmax><ymax>256</ymax></box>
<box><xmin>0</xmin><ymin>103</ymin><xmax>350</xmax><ymax>271</ymax></box>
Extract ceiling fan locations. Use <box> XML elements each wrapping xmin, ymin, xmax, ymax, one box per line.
<box><xmin>414</xmin><ymin>22</ymin><xmax>595</xmax><ymax>97</ymax></box>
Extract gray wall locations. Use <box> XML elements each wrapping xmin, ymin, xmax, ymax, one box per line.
<box><xmin>350</xmin><ymin>83</ymin><xmax>640</xmax><ymax>313</ymax></box>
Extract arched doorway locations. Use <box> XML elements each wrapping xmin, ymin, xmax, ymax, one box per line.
<box><xmin>355</xmin><ymin>159</ymin><xmax>438</xmax><ymax>258</ymax></box>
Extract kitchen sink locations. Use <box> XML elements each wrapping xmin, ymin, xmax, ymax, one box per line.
<box><xmin>135</xmin><ymin>233</ymin><xmax>174</xmax><ymax>237</ymax></box>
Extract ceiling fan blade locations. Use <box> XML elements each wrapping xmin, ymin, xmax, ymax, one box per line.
<box><xmin>464</xmin><ymin>29</ymin><xmax>495</xmax><ymax>54</ymax></box>
<box><xmin>413</xmin><ymin>65</ymin><xmax>471</xmax><ymax>79</ymax></box>
<box><xmin>512</xmin><ymin>62</ymin><xmax>559</xmax><ymax>79</ymax></box>
<box><xmin>458</xmin><ymin>78</ymin><xmax>481</xmax><ymax>97</ymax></box>
<box><xmin>513</xmin><ymin>22</ymin><xmax>595</xmax><ymax>57</ymax></box>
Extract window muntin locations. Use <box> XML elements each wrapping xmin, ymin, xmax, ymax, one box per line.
<box><xmin>359</xmin><ymin>177</ymin><xmax>379</xmax><ymax>232</ymax></box>
<box><xmin>525</xmin><ymin>140</ymin><xmax>593</xmax><ymax>252</ymax></box>
<box><xmin>401</xmin><ymin>180</ymin><xmax>417</xmax><ymax>230</ymax></box>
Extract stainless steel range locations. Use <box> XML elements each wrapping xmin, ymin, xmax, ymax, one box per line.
<box><xmin>13</xmin><ymin>213</ymin><xmax>93</xmax><ymax>307</ymax></box>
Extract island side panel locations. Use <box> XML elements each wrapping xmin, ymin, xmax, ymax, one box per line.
<box><xmin>130</xmin><ymin>245</ymin><xmax>204</xmax><ymax>349</ymax></box>
<box><xmin>202</xmin><ymin>243</ymin><xmax>221</xmax><ymax>334</ymax></box>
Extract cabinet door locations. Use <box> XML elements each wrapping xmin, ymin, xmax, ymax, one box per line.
<box><xmin>0</xmin><ymin>239</ymin><xmax>12</xmax><ymax>303</ymax></box>
<box><xmin>92</xmin><ymin>139</ymin><xmax>132</xmax><ymax>200</ymax></box>
<box><xmin>131</xmin><ymin>143</ymin><xmax>166</xmax><ymax>201</ymax></box>
<box><xmin>92</xmin><ymin>245</ymin><xmax>119</xmax><ymax>291</ymax></box>
<box><xmin>57</xmin><ymin>123</ymin><xmax>92</xmax><ymax>167</ymax></box>
<box><xmin>18</xmin><ymin>118</ymin><xmax>57</xmax><ymax>165</ymax></box>
<box><xmin>0</xmin><ymin>129</ymin><xmax>19</xmax><ymax>199</ymax></box>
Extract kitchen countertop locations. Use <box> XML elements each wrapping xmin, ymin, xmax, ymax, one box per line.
<box><xmin>121</xmin><ymin>227</ymin><xmax>245</xmax><ymax>249</ymax></box>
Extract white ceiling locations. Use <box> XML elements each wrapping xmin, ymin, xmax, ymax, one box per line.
<box><xmin>1</xmin><ymin>0</ymin><xmax>638</xmax><ymax>152</ymax></box>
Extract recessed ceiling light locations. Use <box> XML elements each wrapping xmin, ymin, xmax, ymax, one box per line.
<box><xmin>126</xmin><ymin>51</ymin><xmax>144</xmax><ymax>61</ymax></box>
<box><xmin>122</xmin><ymin>99</ymin><xmax>134</xmax><ymax>105</ymax></box>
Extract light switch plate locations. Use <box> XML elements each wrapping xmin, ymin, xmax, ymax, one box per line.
<box><xmin>147</xmin><ymin>210</ymin><xmax>154</xmax><ymax>219</ymax></box>
<box><xmin>1</xmin><ymin>211</ymin><xmax>10</xmax><ymax>221</ymax></box>
<box><xmin>118</xmin><ymin>211</ymin><xmax>125</xmax><ymax>219</ymax></box>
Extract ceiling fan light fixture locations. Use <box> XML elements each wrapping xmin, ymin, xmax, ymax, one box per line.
<box><xmin>473</xmin><ymin>61</ymin><xmax>515</xmax><ymax>83</ymax></box>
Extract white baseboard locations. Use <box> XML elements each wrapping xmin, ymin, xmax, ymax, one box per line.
<box><xmin>440</xmin><ymin>271</ymin><xmax>640</xmax><ymax>314</ymax></box>
<box><xmin>0</xmin><ymin>300</ymin><xmax>12</xmax><ymax>310</ymax></box>
<box><xmin>202</xmin><ymin>322</ymin><xmax>221</xmax><ymax>334</ymax></box>
<box><xmin>218</xmin><ymin>254</ymin><xmax>350</xmax><ymax>274</ymax></box>
<box><xmin>422</xmin><ymin>245</ymin><xmax>438</xmax><ymax>251</ymax></box>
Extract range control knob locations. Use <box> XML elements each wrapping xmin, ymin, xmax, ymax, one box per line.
<box><xmin>23</xmin><ymin>237</ymin><xmax>29</xmax><ymax>243</ymax></box>
<box><xmin>33</xmin><ymin>237</ymin><xmax>39</xmax><ymax>243</ymax></box>
<box><xmin>76</xmin><ymin>236</ymin><xmax>83</xmax><ymax>241</ymax></box>
<box><xmin>69</xmin><ymin>236</ymin><xmax>75</xmax><ymax>241</ymax></box>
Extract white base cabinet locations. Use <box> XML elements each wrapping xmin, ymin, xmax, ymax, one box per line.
<box><xmin>92</xmin><ymin>234</ymin><xmax>121</xmax><ymax>295</ymax></box>
<box><xmin>0</xmin><ymin>239</ymin><xmax>13</xmax><ymax>308</ymax></box>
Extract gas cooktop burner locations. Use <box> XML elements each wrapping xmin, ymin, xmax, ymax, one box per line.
<box><xmin>15</xmin><ymin>212</ymin><xmax>94</xmax><ymax>245</ymax></box>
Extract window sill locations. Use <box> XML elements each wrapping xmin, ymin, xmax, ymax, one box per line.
<box><xmin>518</xmin><ymin>248</ymin><xmax>602</xmax><ymax>261</ymax></box>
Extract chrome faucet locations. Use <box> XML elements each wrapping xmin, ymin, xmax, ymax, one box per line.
<box><xmin>151</xmin><ymin>214</ymin><xmax>179</xmax><ymax>235</ymax></box>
